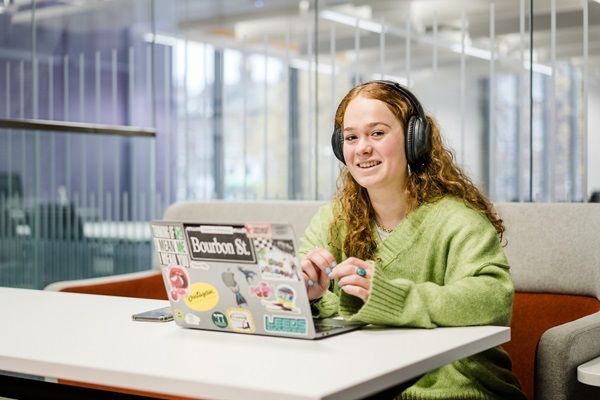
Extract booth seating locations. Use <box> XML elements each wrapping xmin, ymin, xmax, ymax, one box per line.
<box><xmin>46</xmin><ymin>201</ymin><xmax>600</xmax><ymax>400</ymax></box>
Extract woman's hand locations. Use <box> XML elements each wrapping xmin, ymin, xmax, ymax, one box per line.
<box><xmin>301</xmin><ymin>247</ymin><xmax>336</xmax><ymax>300</ymax></box>
<box><xmin>329</xmin><ymin>257</ymin><xmax>374</xmax><ymax>302</ymax></box>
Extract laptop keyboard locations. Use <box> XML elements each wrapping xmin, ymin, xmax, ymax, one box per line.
<box><xmin>313</xmin><ymin>318</ymin><xmax>356</xmax><ymax>333</ymax></box>
<box><xmin>314</xmin><ymin>322</ymin><xmax>337</xmax><ymax>333</ymax></box>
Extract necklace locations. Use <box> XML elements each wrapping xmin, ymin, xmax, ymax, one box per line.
<box><xmin>375</xmin><ymin>220</ymin><xmax>397</xmax><ymax>233</ymax></box>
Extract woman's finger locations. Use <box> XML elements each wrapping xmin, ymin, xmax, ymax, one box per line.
<box><xmin>338</xmin><ymin>273</ymin><xmax>370</xmax><ymax>290</ymax></box>
<box><xmin>306</xmin><ymin>247</ymin><xmax>337</xmax><ymax>274</ymax></box>
<box><xmin>329</xmin><ymin>257</ymin><xmax>372</xmax><ymax>280</ymax></box>
<box><xmin>301</xmin><ymin>256</ymin><xmax>330</xmax><ymax>300</ymax></box>
<box><xmin>301</xmin><ymin>258</ymin><xmax>320</xmax><ymax>287</ymax></box>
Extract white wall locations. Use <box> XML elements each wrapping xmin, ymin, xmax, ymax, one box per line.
<box><xmin>413</xmin><ymin>63</ymin><xmax>488</xmax><ymax>190</ymax></box>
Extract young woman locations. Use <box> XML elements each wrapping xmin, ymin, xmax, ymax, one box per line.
<box><xmin>299</xmin><ymin>81</ymin><xmax>525</xmax><ymax>399</ymax></box>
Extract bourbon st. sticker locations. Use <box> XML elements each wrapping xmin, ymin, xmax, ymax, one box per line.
<box><xmin>184</xmin><ymin>224</ymin><xmax>256</xmax><ymax>263</ymax></box>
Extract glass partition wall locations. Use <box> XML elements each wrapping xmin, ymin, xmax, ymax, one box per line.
<box><xmin>1</xmin><ymin>0</ymin><xmax>599</xmax><ymax>288</ymax></box>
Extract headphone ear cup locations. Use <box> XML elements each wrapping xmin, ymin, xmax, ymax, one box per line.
<box><xmin>405</xmin><ymin>117</ymin><xmax>417</xmax><ymax>166</ymax></box>
<box><xmin>405</xmin><ymin>117</ymin><xmax>431</xmax><ymax>167</ymax></box>
<box><xmin>331</xmin><ymin>127</ymin><xmax>346</xmax><ymax>164</ymax></box>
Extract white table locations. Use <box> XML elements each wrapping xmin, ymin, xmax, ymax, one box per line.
<box><xmin>0</xmin><ymin>287</ymin><xmax>510</xmax><ymax>400</ymax></box>
<box><xmin>578</xmin><ymin>356</ymin><xmax>600</xmax><ymax>387</ymax></box>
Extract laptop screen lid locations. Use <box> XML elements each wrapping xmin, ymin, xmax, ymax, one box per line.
<box><xmin>150</xmin><ymin>221</ymin><xmax>363</xmax><ymax>339</ymax></box>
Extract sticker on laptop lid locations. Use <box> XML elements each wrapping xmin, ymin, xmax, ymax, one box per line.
<box><xmin>237</xmin><ymin>266</ymin><xmax>258</xmax><ymax>284</ymax></box>
<box><xmin>221</xmin><ymin>268</ymin><xmax>248</xmax><ymax>307</ymax></box>
<box><xmin>184</xmin><ymin>224</ymin><xmax>256</xmax><ymax>263</ymax></box>
<box><xmin>185</xmin><ymin>313</ymin><xmax>201</xmax><ymax>326</ymax></box>
<box><xmin>151</xmin><ymin>224</ymin><xmax>172</xmax><ymax>239</ymax></box>
<box><xmin>264</xmin><ymin>315</ymin><xmax>308</xmax><ymax>336</ymax></box>
<box><xmin>173</xmin><ymin>308</ymin><xmax>185</xmax><ymax>322</ymax></box>
<box><xmin>211</xmin><ymin>311</ymin><xmax>228</xmax><ymax>329</ymax></box>
<box><xmin>259</xmin><ymin>252</ymin><xmax>301</xmax><ymax>281</ymax></box>
<box><xmin>190</xmin><ymin>261</ymin><xmax>210</xmax><ymax>270</ymax></box>
<box><xmin>159</xmin><ymin>250</ymin><xmax>190</xmax><ymax>267</ymax></box>
<box><xmin>263</xmin><ymin>284</ymin><xmax>301</xmax><ymax>314</ymax></box>
<box><xmin>173</xmin><ymin>226</ymin><xmax>184</xmax><ymax>240</ymax></box>
<box><xmin>249</xmin><ymin>281</ymin><xmax>274</xmax><ymax>299</ymax></box>
<box><xmin>159</xmin><ymin>252</ymin><xmax>177</xmax><ymax>266</ymax></box>
<box><xmin>253</xmin><ymin>237</ymin><xmax>273</xmax><ymax>252</ymax></box>
<box><xmin>152</xmin><ymin>225</ymin><xmax>186</xmax><ymax>240</ymax></box>
<box><xmin>272</xmin><ymin>224</ymin><xmax>295</xmax><ymax>238</ymax></box>
<box><xmin>164</xmin><ymin>266</ymin><xmax>189</xmax><ymax>302</ymax></box>
<box><xmin>185</xmin><ymin>282</ymin><xmax>220</xmax><ymax>312</ymax></box>
<box><xmin>245</xmin><ymin>224</ymin><xmax>272</xmax><ymax>239</ymax></box>
<box><xmin>273</xmin><ymin>239</ymin><xmax>295</xmax><ymax>254</ymax></box>
<box><xmin>154</xmin><ymin>238</ymin><xmax>188</xmax><ymax>255</ymax></box>
<box><xmin>226</xmin><ymin>307</ymin><xmax>255</xmax><ymax>333</ymax></box>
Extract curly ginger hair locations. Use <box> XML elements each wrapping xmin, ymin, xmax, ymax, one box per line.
<box><xmin>330</xmin><ymin>81</ymin><xmax>505</xmax><ymax>260</ymax></box>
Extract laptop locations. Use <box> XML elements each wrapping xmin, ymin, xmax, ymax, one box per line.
<box><xmin>150</xmin><ymin>221</ymin><xmax>365</xmax><ymax>339</ymax></box>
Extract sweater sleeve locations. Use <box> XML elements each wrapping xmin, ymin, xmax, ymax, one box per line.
<box><xmin>340</xmin><ymin>209</ymin><xmax>514</xmax><ymax>328</ymax></box>
<box><xmin>298</xmin><ymin>203</ymin><xmax>340</xmax><ymax>318</ymax></box>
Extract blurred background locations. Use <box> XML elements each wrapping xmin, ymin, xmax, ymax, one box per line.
<box><xmin>1</xmin><ymin>0</ymin><xmax>599</xmax><ymax>289</ymax></box>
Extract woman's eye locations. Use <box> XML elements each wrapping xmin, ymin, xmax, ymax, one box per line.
<box><xmin>344</xmin><ymin>135</ymin><xmax>357</xmax><ymax>142</ymax></box>
<box><xmin>372</xmin><ymin>131</ymin><xmax>384</xmax><ymax>137</ymax></box>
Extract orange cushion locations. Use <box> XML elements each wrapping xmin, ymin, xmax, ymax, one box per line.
<box><xmin>60</xmin><ymin>378</ymin><xmax>198</xmax><ymax>399</ymax></box>
<box><xmin>60</xmin><ymin>272</ymin><xmax>168</xmax><ymax>300</ymax></box>
<box><xmin>503</xmin><ymin>292</ymin><xmax>600</xmax><ymax>400</ymax></box>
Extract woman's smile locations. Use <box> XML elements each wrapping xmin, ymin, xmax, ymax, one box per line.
<box><xmin>357</xmin><ymin>160</ymin><xmax>382</xmax><ymax>169</ymax></box>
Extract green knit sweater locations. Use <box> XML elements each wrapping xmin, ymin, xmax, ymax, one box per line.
<box><xmin>298</xmin><ymin>196</ymin><xmax>526</xmax><ymax>400</ymax></box>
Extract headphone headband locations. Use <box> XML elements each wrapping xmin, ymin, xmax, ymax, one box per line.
<box><xmin>368</xmin><ymin>80</ymin><xmax>426</xmax><ymax>120</ymax></box>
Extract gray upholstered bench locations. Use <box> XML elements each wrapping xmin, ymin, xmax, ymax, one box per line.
<box><xmin>46</xmin><ymin>201</ymin><xmax>600</xmax><ymax>400</ymax></box>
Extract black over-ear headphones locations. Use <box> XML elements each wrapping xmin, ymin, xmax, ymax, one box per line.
<box><xmin>331</xmin><ymin>80</ymin><xmax>431</xmax><ymax>169</ymax></box>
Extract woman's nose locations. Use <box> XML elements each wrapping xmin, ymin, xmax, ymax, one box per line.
<box><xmin>356</xmin><ymin>136</ymin><xmax>372</xmax><ymax>154</ymax></box>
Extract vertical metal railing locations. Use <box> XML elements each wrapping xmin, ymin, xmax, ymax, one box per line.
<box><xmin>548</xmin><ymin>0</ymin><xmax>557</xmax><ymax>202</ymax></box>
<box><xmin>488</xmin><ymin>2</ymin><xmax>496</xmax><ymax>200</ymax></box>
<box><xmin>582</xmin><ymin>0</ymin><xmax>589</xmax><ymax>201</ymax></box>
<box><xmin>263</xmin><ymin>35</ymin><xmax>269</xmax><ymax>199</ymax></box>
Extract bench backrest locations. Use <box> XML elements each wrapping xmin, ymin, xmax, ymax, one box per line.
<box><xmin>164</xmin><ymin>201</ymin><xmax>600</xmax><ymax>299</ymax></box>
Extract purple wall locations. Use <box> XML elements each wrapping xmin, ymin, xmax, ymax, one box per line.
<box><xmin>0</xmin><ymin>13</ymin><xmax>177</xmax><ymax>220</ymax></box>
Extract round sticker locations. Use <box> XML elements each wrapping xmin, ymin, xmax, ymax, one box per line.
<box><xmin>211</xmin><ymin>311</ymin><xmax>228</xmax><ymax>328</ymax></box>
<box><xmin>166</xmin><ymin>266</ymin><xmax>190</xmax><ymax>302</ymax></box>
<box><xmin>173</xmin><ymin>309</ymin><xmax>185</xmax><ymax>321</ymax></box>
<box><xmin>226</xmin><ymin>307</ymin><xmax>255</xmax><ymax>333</ymax></box>
<box><xmin>185</xmin><ymin>282</ymin><xmax>220</xmax><ymax>312</ymax></box>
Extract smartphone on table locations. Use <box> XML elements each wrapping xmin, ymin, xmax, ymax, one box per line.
<box><xmin>131</xmin><ymin>306</ymin><xmax>174</xmax><ymax>322</ymax></box>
